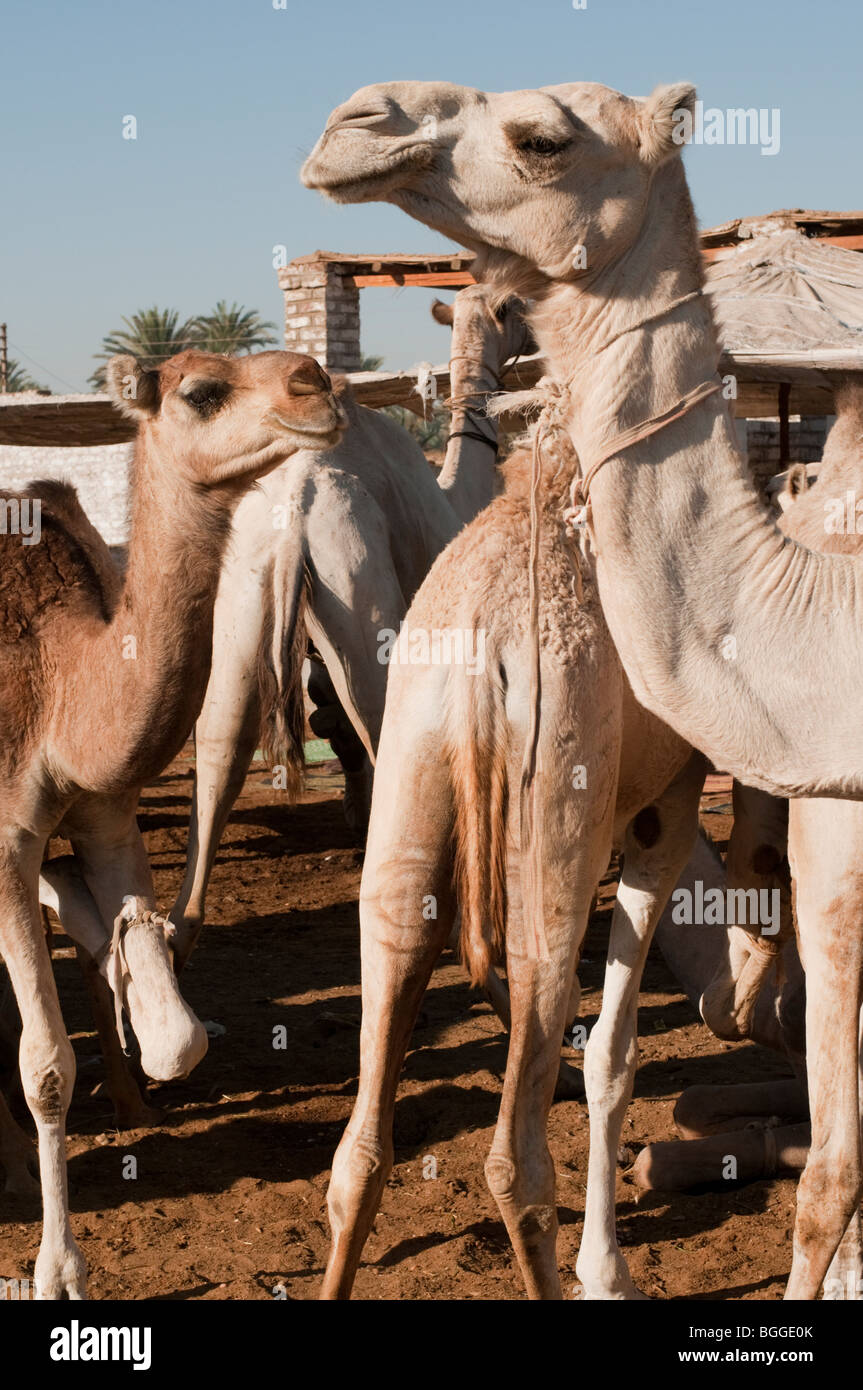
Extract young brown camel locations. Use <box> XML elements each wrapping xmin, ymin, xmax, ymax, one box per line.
<box><xmin>305</xmin><ymin>77</ymin><xmax>863</xmax><ymax>1300</ymax></box>
<box><xmin>0</xmin><ymin>347</ymin><xmax>344</xmax><ymax>1298</ymax></box>
<box><xmin>171</xmin><ymin>289</ymin><xmax>533</xmax><ymax>969</ymax></box>
<box><xmin>309</xmin><ymin>419</ymin><xmax>800</xmax><ymax>1300</ymax></box>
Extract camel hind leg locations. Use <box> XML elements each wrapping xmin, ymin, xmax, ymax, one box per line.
<box><xmin>786</xmin><ymin>798</ymin><xmax>863</xmax><ymax>1300</ymax></box>
<box><xmin>484</xmin><ymin>676</ymin><xmax>621</xmax><ymax>1300</ymax></box>
<box><xmin>321</xmin><ymin>666</ymin><xmax>456</xmax><ymax>1300</ymax></box>
<box><xmin>577</xmin><ymin>752</ymin><xmax>707</xmax><ymax>1299</ymax></box>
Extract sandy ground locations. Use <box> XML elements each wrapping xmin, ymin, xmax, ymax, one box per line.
<box><xmin>0</xmin><ymin>753</ymin><xmax>799</xmax><ymax>1301</ymax></box>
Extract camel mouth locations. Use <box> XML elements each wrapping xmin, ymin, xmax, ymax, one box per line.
<box><xmin>302</xmin><ymin>146</ymin><xmax>428</xmax><ymax>205</ymax></box>
<box><xmin>267</xmin><ymin>409</ymin><xmax>346</xmax><ymax>446</ymax></box>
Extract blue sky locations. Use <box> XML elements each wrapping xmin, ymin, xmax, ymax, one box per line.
<box><xmin>2</xmin><ymin>0</ymin><xmax>860</xmax><ymax>391</ymax></box>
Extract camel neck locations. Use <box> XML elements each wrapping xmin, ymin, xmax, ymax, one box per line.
<box><xmin>81</xmin><ymin>435</ymin><xmax>239</xmax><ymax>789</ymax></box>
<box><xmin>530</xmin><ymin>162</ymin><xmax>863</xmax><ymax>799</ymax></box>
<box><xmin>439</xmin><ymin>348</ymin><xmax>501</xmax><ymax>522</ymax></box>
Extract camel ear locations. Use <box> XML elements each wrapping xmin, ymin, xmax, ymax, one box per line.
<box><xmin>105</xmin><ymin>355</ymin><xmax>161</xmax><ymax>419</ymax></box>
<box><xmin>639</xmin><ymin>82</ymin><xmax>696</xmax><ymax>163</ymax></box>
<box><xmin>431</xmin><ymin>298</ymin><xmax>454</xmax><ymax>327</ymax></box>
<box><xmin>787</xmin><ymin>463</ymin><xmax>810</xmax><ymax>499</ymax></box>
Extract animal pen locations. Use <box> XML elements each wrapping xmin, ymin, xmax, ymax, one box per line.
<box><xmin>3</xmin><ymin>198</ymin><xmax>863</xmax><ymax>1316</ymax></box>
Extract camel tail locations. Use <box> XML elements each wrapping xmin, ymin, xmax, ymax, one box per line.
<box><xmin>449</xmin><ymin>661</ymin><xmax>509</xmax><ymax>987</ymax></box>
<box><xmin>256</xmin><ymin>549</ymin><xmax>310</xmax><ymax>800</ymax></box>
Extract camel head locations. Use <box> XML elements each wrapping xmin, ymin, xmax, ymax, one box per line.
<box><xmin>106</xmin><ymin>349</ymin><xmax>346</xmax><ymax>488</ymax></box>
<box><xmin>431</xmin><ymin>284</ymin><xmax>536</xmax><ymax>373</ymax></box>
<box><xmin>303</xmin><ymin>80</ymin><xmax>696</xmax><ymax>289</ymax></box>
<box><xmin>101</xmin><ymin>898</ymin><xmax>208</xmax><ymax>1082</ymax></box>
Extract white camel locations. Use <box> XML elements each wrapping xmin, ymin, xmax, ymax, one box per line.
<box><xmin>171</xmin><ymin>287</ymin><xmax>533</xmax><ymax>967</ymax></box>
<box><xmin>304</xmin><ymin>75</ymin><xmax>863</xmax><ymax>1301</ymax></box>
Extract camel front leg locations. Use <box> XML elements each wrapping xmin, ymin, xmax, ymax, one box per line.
<box><xmin>484</xmin><ymin>703</ymin><xmax>618</xmax><ymax>1301</ymax></box>
<box><xmin>823</xmin><ymin>1207</ymin><xmax>863</xmax><ymax>1301</ymax></box>
<box><xmin>785</xmin><ymin>798</ymin><xmax>863</xmax><ymax>1300</ymax></box>
<box><xmin>0</xmin><ymin>843</ymin><xmax>85</xmax><ymax>1298</ymax></box>
<box><xmin>63</xmin><ymin>803</ymin><xmax>207</xmax><ymax>1086</ymax></box>
<box><xmin>40</xmin><ymin>854</ymin><xmax>161</xmax><ymax>1127</ymax></box>
<box><xmin>701</xmin><ymin>781</ymin><xmax>792</xmax><ymax>1042</ymax></box>
<box><xmin>321</xmin><ymin>670</ymin><xmax>455</xmax><ymax>1300</ymax></box>
<box><xmin>577</xmin><ymin>753</ymin><xmax>706</xmax><ymax>1300</ymax></box>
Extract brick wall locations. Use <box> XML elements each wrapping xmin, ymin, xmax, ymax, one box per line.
<box><xmin>746</xmin><ymin>416</ymin><xmax>831</xmax><ymax>493</ymax></box>
<box><xmin>278</xmin><ymin>262</ymin><xmax>361</xmax><ymax>373</ymax></box>
<box><xmin>0</xmin><ymin>443</ymin><xmax>132</xmax><ymax>546</ymax></box>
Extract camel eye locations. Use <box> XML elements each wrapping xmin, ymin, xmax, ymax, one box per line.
<box><xmin>518</xmin><ymin>135</ymin><xmax>568</xmax><ymax>157</ymax></box>
<box><xmin>182</xmin><ymin>381</ymin><xmax>231</xmax><ymax>418</ymax></box>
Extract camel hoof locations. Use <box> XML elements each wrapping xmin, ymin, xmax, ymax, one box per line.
<box><xmin>113</xmin><ymin>1096</ymin><xmax>166</xmax><ymax>1129</ymax></box>
<box><xmin>573</xmin><ymin>1282</ymin><xmax>650</xmax><ymax>1301</ymax></box>
<box><xmin>553</xmin><ymin>1057</ymin><xmax>585</xmax><ymax>1102</ymax></box>
<box><xmin>35</xmin><ymin>1243</ymin><xmax>88</xmax><ymax>1300</ymax></box>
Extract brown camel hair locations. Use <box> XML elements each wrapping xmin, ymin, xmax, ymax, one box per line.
<box><xmin>0</xmin><ymin>346</ymin><xmax>344</xmax><ymax>1299</ymax></box>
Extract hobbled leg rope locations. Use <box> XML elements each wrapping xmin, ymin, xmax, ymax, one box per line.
<box><xmin>93</xmin><ymin>896</ymin><xmax>178</xmax><ymax>1052</ymax></box>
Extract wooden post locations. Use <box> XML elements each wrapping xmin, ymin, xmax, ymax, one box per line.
<box><xmin>778</xmin><ymin>381</ymin><xmax>791</xmax><ymax>467</ymax></box>
<box><xmin>0</xmin><ymin>323</ymin><xmax>7</xmax><ymax>393</ymax></box>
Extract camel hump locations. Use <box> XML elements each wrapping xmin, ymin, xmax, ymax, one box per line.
<box><xmin>0</xmin><ymin>481</ymin><xmax>115</xmax><ymax>639</ymax></box>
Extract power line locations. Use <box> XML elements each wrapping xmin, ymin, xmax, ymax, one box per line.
<box><xmin>7</xmin><ymin>340</ymin><xmax>82</xmax><ymax>393</ymax></box>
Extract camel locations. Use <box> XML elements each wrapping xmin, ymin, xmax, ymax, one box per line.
<box><xmin>0</xmin><ymin>346</ymin><xmax>344</xmax><ymax>1298</ymax></box>
<box><xmin>304</xmin><ymin>78</ymin><xmax>863</xmax><ymax>1300</ymax></box>
<box><xmin>308</xmin><ymin>415</ymin><xmax>805</xmax><ymax>1300</ymax></box>
<box><xmin>640</xmin><ymin>413</ymin><xmax>863</xmax><ymax>1297</ymax></box>
<box><xmin>171</xmin><ymin>288</ymin><xmax>533</xmax><ymax>968</ymax></box>
<box><xmin>431</xmin><ymin>286</ymin><xmax>535</xmax><ymax>522</ymax></box>
<box><xmin>303</xmin><ymin>78</ymin><xmax>863</xmax><ymax>800</ymax></box>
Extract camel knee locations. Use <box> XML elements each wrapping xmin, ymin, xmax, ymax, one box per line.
<box><xmin>360</xmin><ymin>881</ymin><xmax>449</xmax><ymax>949</ymax></box>
<box><xmin>796</xmin><ymin>1158</ymin><xmax>861</xmax><ymax>1247</ymax></box>
<box><xmin>485</xmin><ymin>1152</ymin><xmax>518</xmax><ymax>1202</ymax></box>
<box><xmin>485</xmin><ymin>1145</ymin><xmax>554</xmax><ymax>1207</ymax></box>
<box><xmin>21</xmin><ymin>1036</ymin><xmax>75</xmax><ymax>1126</ymax></box>
<box><xmin>327</xmin><ymin>1130</ymin><xmax>391</xmax><ymax>1235</ymax></box>
<box><xmin>584</xmin><ymin>1026</ymin><xmax>636</xmax><ymax>1105</ymax></box>
<box><xmin>674</xmin><ymin>1085</ymin><xmax>715</xmax><ymax>1136</ymax></box>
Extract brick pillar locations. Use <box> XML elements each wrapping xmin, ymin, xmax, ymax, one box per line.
<box><xmin>278</xmin><ymin>259</ymin><xmax>361</xmax><ymax>373</ymax></box>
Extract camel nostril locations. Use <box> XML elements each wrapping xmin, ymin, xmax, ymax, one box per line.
<box><xmin>285</xmin><ymin>358</ymin><xmax>332</xmax><ymax>397</ymax></box>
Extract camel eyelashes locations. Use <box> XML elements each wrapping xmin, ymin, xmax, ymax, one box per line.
<box><xmin>181</xmin><ymin>380</ymin><xmax>232</xmax><ymax>417</ymax></box>
<box><xmin>516</xmin><ymin>135</ymin><xmax>570</xmax><ymax>157</ymax></box>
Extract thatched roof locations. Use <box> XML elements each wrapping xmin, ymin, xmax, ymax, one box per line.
<box><xmin>704</xmin><ymin>220</ymin><xmax>863</xmax><ymax>415</ymax></box>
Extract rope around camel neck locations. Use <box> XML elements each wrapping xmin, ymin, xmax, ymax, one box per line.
<box><xmin>515</xmin><ymin>289</ymin><xmax>722</xmax><ymax>963</ymax></box>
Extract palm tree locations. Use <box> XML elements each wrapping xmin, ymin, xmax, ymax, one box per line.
<box><xmin>189</xmin><ymin>301</ymin><xmax>278</xmax><ymax>355</ymax></box>
<box><xmin>2</xmin><ymin>359</ymin><xmax>48</xmax><ymax>393</ymax></box>
<box><xmin>361</xmin><ymin>352</ymin><xmax>448</xmax><ymax>451</ymax></box>
<box><xmin>383</xmin><ymin>401</ymin><xmax>449</xmax><ymax>452</ymax></box>
<box><xmin>90</xmin><ymin>307</ymin><xmax>196</xmax><ymax>387</ymax></box>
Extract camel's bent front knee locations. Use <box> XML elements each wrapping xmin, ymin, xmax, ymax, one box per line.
<box><xmin>21</xmin><ymin>1038</ymin><xmax>75</xmax><ymax>1126</ymax></box>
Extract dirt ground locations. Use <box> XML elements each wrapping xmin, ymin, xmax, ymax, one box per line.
<box><xmin>0</xmin><ymin>752</ymin><xmax>799</xmax><ymax>1301</ymax></box>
